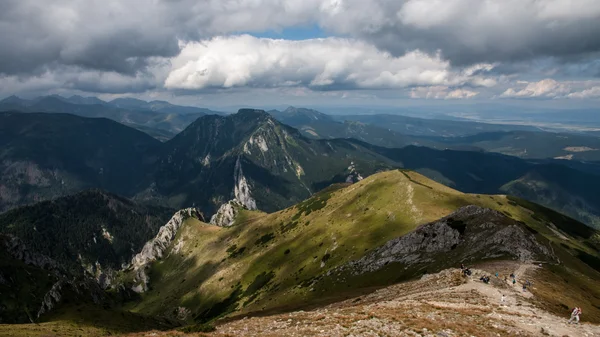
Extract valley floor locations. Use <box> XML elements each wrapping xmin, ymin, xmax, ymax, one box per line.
<box><xmin>2</xmin><ymin>262</ymin><xmax>598</xmax><ymax>337</ymax></box>
<box><xmin>120</xmin><ymin>262</ymin><xmax>599</xmax><ymax>337</ymax></box>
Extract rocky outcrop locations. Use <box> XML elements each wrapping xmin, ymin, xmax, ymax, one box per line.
<box><xmin>209</xmin><ymin>157</ymin><xmax>255</xmax><ymax>227</ymax></box>
<box><xmin>345</xmin><ymin>162</ymin><xmax>364</xmax><ymax>183</ymax></box>
<box><xmin>334</xmin><ymin>205</ymin><xmax>555</xmax><ymax>277</ymax></box>
<box><xmin>36</xmin><ymin>281</ymin><xmax>63</xmax><ymax>318</ymax></box>
<box><xmin>234</xmin><ymin>157</ymin><xmax>257</xmax><ymax>210</ymax></box>
<box><xmin>210</xmin><ymin>199</ymin><xmax>244</xmax><ymax>227</ymax></box>
<box><xmin>129</xmin><ymin>208</ymin><xmax>203</xmax><ymax>292</ymax></box>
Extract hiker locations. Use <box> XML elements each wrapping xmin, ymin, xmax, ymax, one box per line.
<box><xmin>495</xmin><ymin>272</ymin><xmax>499</xmax><ymax>278</ymax></box>
<box><xmin>526</xmin><ymin>280</ymin><xmax>532</xmax><ymax>287</ymax></box>
<box><xmin>460</xmin><ymin>263</ymin><xmax>465</xmax><ymax>270</ymax></box>
<box><xmin>512</xmin><ymin>278</ymin><xmax>516</xmax><ymax>285</ymax></box>
<box><xmin>500</xmin><ymin>294</ymin><xmax>506</xmax><ymax>305</ymax></box>
<box><xmin>522</xmin><ymin>284</ymin><xmax>527</xmax><ymax>292</ymax></box>
<box><xmin>568</xmin><ymin>307</ymin><xmax>582</xmax><ymax>324</ymax></box>
<box><xmin>510</xmin><ymin>273</ymin><xmax>515</xmax><ymax>279</ymax></box>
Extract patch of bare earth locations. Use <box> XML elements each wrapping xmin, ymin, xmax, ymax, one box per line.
<box><xmin>120</xmin><ymin>262</ymin><xmax>600</xmax><ymax>337</ymax></box>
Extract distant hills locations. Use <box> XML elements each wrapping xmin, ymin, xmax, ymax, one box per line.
<box><xmin>0</xmin><ymin>95</ymin><xmax>225</xmax><ymax>141</ymax></box>
<box><xmin>270</xmin><ymin>106</ymin><xmax>600</xmax><ymax>162</ymax></box>
<box><xmin>1</xmin><ymin>109</ymin><xmax>600</xmax><ymax>229</ymax></box>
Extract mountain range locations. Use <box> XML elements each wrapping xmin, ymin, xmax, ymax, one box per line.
<box><xmin>0</xmin><ymin>100</ymin><xmax>599</xmax><ymax>335</ymax></box>
<box><xmin>0</xmin><ymin>95</ymin><xmax>224</xmax><ymax>141</ymax></box>
<box><xmin>1</xmin><ymin>108</ymin><xmax>600</xmax><ymax>230</ymax></box>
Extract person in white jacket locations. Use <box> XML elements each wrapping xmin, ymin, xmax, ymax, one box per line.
<box><xmin>568</xmin><ymin>307</ymin><xmax>582</xmax><ymax>324</ymax></box>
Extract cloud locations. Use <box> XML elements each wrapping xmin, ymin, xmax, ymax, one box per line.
<box><xmin>320</xmin><ymin>0</ymin><xmax>600</xmax><ymax>65</ymax></box>
<box><xmin>0</xmin><ymin>64</ymin><xmax>165</xmax><ymax>97</ymax></box>
<box><xmin>410</xmin><ymin>86</ymin><xmax>478</xmax><ymax>99</ymax></box>
<box><xmin>1</xmin><ymin>0</ymin><xmax>600</xmax><ymax>100</ymax></box>
<box><xmin>3</xmin><ymin>0</ymin><xmax>600</xmax><ymax>78</ymax></box>
<box><xmin>567</xmin><ymin>86</ymin><xmax>600</xmax><ymax>99</ymax></box>
<box><xmin>164</xmin><ymin>35</ymin><xmax>496</xmax><ymax>91</ymax></box>
<box><xmin>500</xmin><ymin>79</ymin><xmax>571</xmax><ymax>98</ymax></box>
<box><xmin>0</xmin><ymin>0</ymin><xmax>324</xmax><ymax>76</ymax></box>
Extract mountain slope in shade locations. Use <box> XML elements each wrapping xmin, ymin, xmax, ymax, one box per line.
<box><xmin>0</xmin><ymin>111</ymin><xmax>161</xmax><ymax>212</ymax></box>
<box><xmin>0</xmin><ymin>190</ymin><xmax>174</xmax><ymax>323</ymax></box>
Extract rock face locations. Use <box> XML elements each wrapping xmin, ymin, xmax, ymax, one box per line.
<box><xmin>129</xmin><ymin>208</ymin><xmax>203</xmax><ymax>292</ymax></box>
<box><xmin>345</xmin><ymin>162</ymin><xmax>364</xmax><ymax>183</ymax></box>
<box><xmin>210</xmin><ymin>199</ymin><xmax>244</xmax><ymax>227</ymax></box>
<box><xmin>337</xmin><ymin>205</ymin><xmax>555</xmax><ymax>277</ymax></box>
<box><xmin>36</xmin><ymin>281</ymin><xmax>63</xmax><ymax>318</ymax></box>
<box><xmin>233</xmin><ymin>157</ymin><xmax>257</xmax><ymax>210</ymax></box>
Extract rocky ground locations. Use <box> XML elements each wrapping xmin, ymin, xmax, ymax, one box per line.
<box><xmin>120</xmin><ymin>262</ymin><xmax>600</xmax><ymax>337</ymax></box>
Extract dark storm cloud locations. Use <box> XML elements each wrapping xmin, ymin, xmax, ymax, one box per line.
<box><xmin>318</xmin><ymin>0</ymin><xmax>600</xmax><ymax>67</ymax></box>
<box><xmin>0</xmin><ymin>0</ymin><xmax>180</xmax><ymax>76</ymax></box>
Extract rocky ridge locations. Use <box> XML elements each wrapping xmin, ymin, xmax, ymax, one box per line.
<box><xmin>129</xmin><ymin>208</ymin><xmax>203</xmax><ymax>292</ymax></box>
<box><xmin>332</xmin><ymin>205</ymin><xmax>555</xmax><ymax>278</ymax></box>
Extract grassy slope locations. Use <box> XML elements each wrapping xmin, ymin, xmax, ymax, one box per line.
<box><xmin>127</xmin><ymin>170</ymin><xmax>598</xmax><ymax>323</ymax></box>
<box><xmin>3</xmin><ymin>170</ymin><xmax>599</xmax><ymax>335</ymax></box>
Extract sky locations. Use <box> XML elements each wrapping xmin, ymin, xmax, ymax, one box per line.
<box><xmin>1</xmin><ymin>0</ymin><xmax>600</xmax><ymax>111</ymax></box>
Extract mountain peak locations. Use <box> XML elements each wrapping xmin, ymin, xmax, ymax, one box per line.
<box><xmin>0</xmin><ymin>95</ymin><xmax>28</xmax><ymax>105</ymax></box>
<box><xmin>235</xmin><ymin>108</ymin><xmax>270</xmax><ymax>118</ymax></box>
<box><xmin>109</xmin><ymin>97</ymin><xmax>148</xmax><ymax>108</ymax></box>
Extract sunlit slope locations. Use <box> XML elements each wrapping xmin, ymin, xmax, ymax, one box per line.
<box><xmin>127</xmin><ymin>169</ymin><xmax>599</xmax><ymax>323</ymax></box>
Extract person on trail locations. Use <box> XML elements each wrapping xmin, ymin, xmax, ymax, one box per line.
<box><xmin>568</xmin><ymin>307</ymin><xmax>582</xmax><ymax>324</ymax></box>
<box><xmin>512</xmin><ymin>278</ymin><xmax>516</xmax><ymax>285</ymax></box>
<box><xmin>522</xmin><ymin>284</ymin><xmax>527</xmax><ymax>292</ymax></box>
<box><xmin>510</xmin><ymin>273</ymin><xmax>515</xmax><ymax>279</ymax></box>
<box><xmin>495</xmin><ymin>272</ymin><xmax>499</xmax><ymax>278</ymax></box>
<box><xmin>460</xmin><ymin>263</ymin><xmax>465</xmax><ymax>270</ymax></box>
<box><xmin>500</xmin><ymin>294</ymin><xmax>506</xmax><ymax>305</ymax></box>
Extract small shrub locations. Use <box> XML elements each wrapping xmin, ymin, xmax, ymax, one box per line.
<box><xmin>255</xmin><ymin>233</ymin><xmax>275</xmax><ymax>246</ymax></box>
<box><xmin>227</xmin><ymin>245</ymin><xmax>246</xmax><ymax>258</ymax></box>
<box><xmin>284</xmin><ymin>249</ymin><xmax>291</xmax><ymax>255</ymax></box>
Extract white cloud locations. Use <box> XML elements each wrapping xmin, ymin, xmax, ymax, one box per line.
<box><xmin>446</xmin><ymin>88</ymin><xmax>479</xmax><ymax>99</ymax></box>
<box><xmin>500</xmin><ymin>79</ymin><xmax>571</xmax><ymax>98</ymax></box>
<box><xmin>567</xmin><ymin>86</ymin><xmax>600</xmax><ymax>99</ymax></box>
<box><xmin>410</xmin><ymin>86</ymin><xmax>478</xmax><ymax>99</ymax></box>
<box><xmin>165</xmin><ymin>35</ymin><xmax>496</xmax><ymax>91</ymax></box>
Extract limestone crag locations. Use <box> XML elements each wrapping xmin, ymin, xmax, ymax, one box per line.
<box><xmin>129</xmin><ymin>208</ymin><xmax>203</xmax><ymax>292</ymax></box>
<box><xmin>210</xmin><ymin>199</ymin><xmax>244</xmax><ymax>227</ymax></box>
<box><xmin>233</xmin><ymin>157</ymin><xmax>257</xmax><ymax>210</ymax></box>
<box><xmin>345</xmin><ymin>162</ymin><xmax>364</xmax><ymax>183</ymax></box>
<box><xmin>36</xmin><ymin>281</ymin><xmax>63</xmax><ymax>318</ymax></box>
